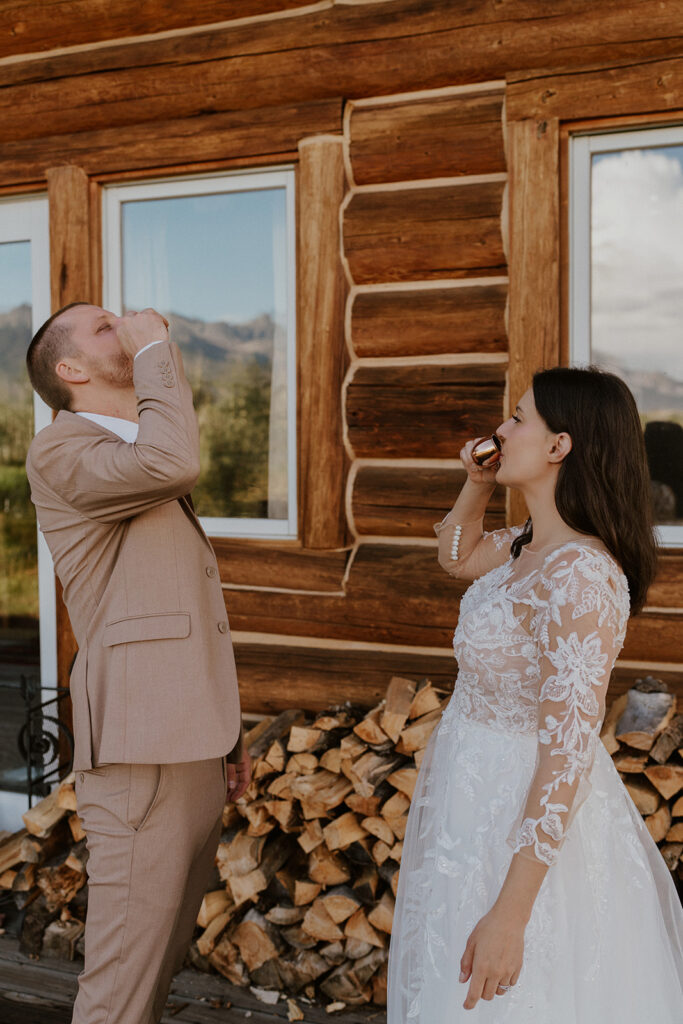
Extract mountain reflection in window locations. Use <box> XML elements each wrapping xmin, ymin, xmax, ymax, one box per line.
<box><xmin>121</xmin><ymin>188</ymin><xmax>290</xmax><ymax>522</ymax></box>
<box><xmin>591</xmin><ymin>147</ymin><xmax>683</xmax><ymax>526</ymax></box>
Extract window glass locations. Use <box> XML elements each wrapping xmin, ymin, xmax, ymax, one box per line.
<box><xmin>108</xmin><ymin>173</ymin><xmax>296</xmax><ymax>537</ymax></box>
<box><xmin>572</xmin><ymin>130</ymin><xmax>683</xmax><ymax>541</ymax></box>
<box><xmin>0</xmin><ymin>240</ymin><xmax>39</xmax><ymax>792</ymax></box>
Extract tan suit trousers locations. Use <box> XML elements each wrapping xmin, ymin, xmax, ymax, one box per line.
<box><xmin>73</xmin><ymin>758</ymin><xmax>225</xmax><ymax>1024</ymax></box>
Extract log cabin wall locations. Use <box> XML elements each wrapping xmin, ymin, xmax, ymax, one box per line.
<box><xmin>0</xmin><ymin>1</ymin><xmax>681</xmax><ymax>721</ymax></box>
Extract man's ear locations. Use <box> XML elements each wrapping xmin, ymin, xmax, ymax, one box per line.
<box><xmin>55</xmin><ymin>360</ymin><xmax>89</xmax><ymax>385</ymax></box>
<box><xmin>548</xmin><ymin>431</ymin><xmax>572</xmax><ymax>463</ymax></box>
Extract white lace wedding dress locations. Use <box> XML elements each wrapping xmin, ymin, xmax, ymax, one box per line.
<box><xmin>388</xmin><ymin>528</ymin><xmax>683</xmax><ymax>1023</ymax></box>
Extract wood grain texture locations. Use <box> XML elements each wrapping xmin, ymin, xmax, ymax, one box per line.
<box><xmin>297</xmin><ymin>136</ymin><xmax>350</xmax><ymax>548</ymax></box>
<box><xmin>351</xmin><ymin>465</ymin><xmax>506</xmax><ymax>537</ymax></box>
<box><xmin>622</xmin><ymin>613</ymin><xmax>683</xmax><ymax>665</ymax></box>
<box><xmin>224</xmin><ymin>542</ymin><xmax>465</xmax><ymax>648</ymax></box>
<box><xmin>47</xmin><ymin>164</ymin><xmax>92</xmax><ymax>308</ymax></box>
<box><xmin>506</xmin><ymin>117</ymin><xmax>560</xmax><ymax>525</ymax></box>
<box><xmin>350</xmin><ymin>283</ymin><xmax>508</xmax><ymax>358</ymax></box>
<box><xmin>47</xmin><ymin>165</ymin><xmax>94</xmax><ymax>717</ymax></box>
<box><xmin>233</xmin><ymin>639</ymin><xmax>456</xmax><ymax>715</ymax></box>
<box><xmin>646</xmin><ymin>555</ymin><xmax>683</xmax><ymax>610</ymax></box>
<box><xmin>0</xmin><ymin>99</ymin><xmax>341</xmax><ymax>183</ymax></box>
<box><xmin>343</xmin><ymin>180</ymin><xmax>506</xmax><ymax>285</ymax></box>
<box><xmin>346</xmin><ymin>362</ymin><xmax>506</xmax><ymax>459</ymax></box>
<box><xmin>507</xmin><ymin>53</ymin><xmax>683</xmax><ymax>123</ymax></box>
<box><xmin>2</xmin><ymin>0</ymin><xmax>682</xmax><ymax>132</ymax></box>
<box><xmin>0</xmin><ymin>1</ymin><xmax>316</xmax><ymax>59</ymax></box>
<box><xmin>348</xmin><ymin>88</ymin><xmax>506</xmax><ymax>185</ymax></box>
<box><xmin>212</xmin><ymin>539</ymin><xmax>349</xmax><ymax>592</ymax></box>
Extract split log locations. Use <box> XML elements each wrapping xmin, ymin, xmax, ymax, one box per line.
<box><xmin>613</xmin><ymin>751</ymin><xmax>648</xmax><ymax>774</ymax></box>
<box><xmin>650</xmin><ymin>715</ymin><xmax>683</xmax><ymax>765</ymax></box>
<box><xmin>321</xmin><ymin>886</ymin><xmax>362</xmax><ymax>925</ymax></box>
<box><xmin>302</xmin><ymin>899</ymin><xmax>345</xmax><ymax>943</ymax></box>
<box><xmin>644</xmin><ymin>764</ymin><xmax>683</xmax><ymax>801</ymax></box>
<box><xmin>23</xmin><ymin>790</ymin><xmax>69</xmax><ymax>839</ymax></box>
<box><xmin>344</xmin><ymin>907</ymin><xmax>384</xmax><ymax>948</ymax></box>
<box><xmin>308</xmin><ymin>845</ymin><xmax>351</xmax><ymax>887</ymax></box>
<box><xmin>265</xmin><ymin>905</ymin><xmax>306</xmax><ymax>927</ymax></box>
<box><xmin>323</xmin><ymin>812</ymin><xmax>367</xmax><ymax>851</ymax></box>
<box><xmin>42</xmin><ymin>917</ymin><xmax>84</xmax><ymax>961</ymax></box>
<box><xmin>361</xmin><ymin>816</ymin><xmax>394</xmax><ymax>846</ymax></box>
<box><xmin>624</xmin><ymin>777</ymin><xmax>661</xmax><ymax>817</ymax></box>
<box><xmin>232</xmin><ymin>910</ymin><xmax>283</xmax><ymax>972</ymax></box>
<box><xmin>616</xmin><ymin>691</ymin><xmax>676</xmax><ymax>751</ymax></box>
<box><xmin>386</xmin><ymin>767</ymin><xmax>418</xmax><ymax>799</ymax></box>
<box><xmin>381</xmin><ymin>677</ymin><xmax>416</xmax><ymax>743</ymax></box>
<box><xmin>197</xmin><ymin>889</ymin><xmax>231</xmax><ymax>929</ymax></box>
<box><xmin>353</xmin><ymin>707</ymin><xmax>391</xmax><ymax>748</ymax></box>
<box><xmin>409</xmin><ymin>680</ymin><xmax>443</xmax><ymax>719</ymax></box>
<box><xmin>209</xmin><ymin>936</ymin><xmax>249</xmax><ymax>987</ymax></box>
<box><xmin>293</xmin><ymin>879</ymin><xmax>322</xmax><ymax>907</ymax></box>
<box><xmin>197</xmin><ymin>909</ymin><xmax>234</xmax><ymax>957</ymax></box>
<box><xmin>298</xmin><ymin>819</ymin><xmax>324</xmax><ymax>854</ymax></box>
<box><xmin>645</xmin><ymin>804</ymin><xmax>672</xmax><ymax>844</ymax></box>
<box><xmin>352</xmin><ymin>864</ymin><xmax>379</xmax><ymax>905</ymax></box>
<box><xmin>367</xmin><ymin>890</ymin><xmax>395</xmax><ymax>935</ymax></box>
<box><xmin>660</xmin><ymin>842</ymin><xmax>683</xmax><ymax>872</ymax></box>
<box><xmin>396</xmin><ymin>709</ymin><xmax>442</xmax><ymax>754</ymax></box>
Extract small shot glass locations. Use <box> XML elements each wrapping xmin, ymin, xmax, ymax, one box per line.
<box><xmin>472</xmin><ymin>434</ymin><xmax>502</xmax><ymax>466</ymax></box>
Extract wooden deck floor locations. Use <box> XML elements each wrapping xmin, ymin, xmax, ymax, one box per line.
<box><xmin>0</xmin><ymin>936</ymin><xmax>386</xmax><ymax>1024</ymax></box>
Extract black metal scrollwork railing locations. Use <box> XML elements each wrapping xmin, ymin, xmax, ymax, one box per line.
<box><xmin>16</xmin><ymin>674</ymin><xmax>74</xmax><ymax>806</ymax></box>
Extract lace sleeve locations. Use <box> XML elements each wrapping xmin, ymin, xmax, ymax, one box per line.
<box><xmin>434</xmin><ymin>518</ymin><xmax>523</xmax><ymax>581</ymax></box>
<box><xmin>508</xmin><ymin>547</ymin><xmax>630</xmax><ymax>867</ymax></box>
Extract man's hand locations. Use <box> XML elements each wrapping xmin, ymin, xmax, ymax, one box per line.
<box><xmin>116</xmin><ymin>308</ymin><xmax>169</xmax><ymax>358</ymax></box>
<box><xmin>225</xmin><ymin>750</ymin><xmax>251</xmax><ymax>803</ymax></box>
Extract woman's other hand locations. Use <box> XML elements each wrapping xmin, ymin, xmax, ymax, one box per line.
<box><xmin>459</xmin><ymin>904</ymin><xmax>524</xmax><ymax>1010</ymax></box>
<box><xmin>461</xmin><ymin>438</ymin><xmax>501</xmax><ymax>486</ymax></box>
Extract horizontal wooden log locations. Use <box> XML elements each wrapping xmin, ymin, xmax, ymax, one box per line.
<box><xmin>348</xmin><ymin>88</ymin><xmax>506</xmax><ymax>185</ymax></box>
<box><xmin>350</xmin><ymin>283</ymin><xmax>508</xmax><ymax>359</ymax></box>
<box><xmin>212</xmin><ymin>538</ymin><xmax>348</xmax><ymax>592</ymax></box>
<box><xmin>232</xmin><ymin>639</ymin><xmax>457</xmax><ymax>715</ymax></box>
<box><xmin>646</xmin><ymin>554</ymin><xmax>683</xmax><ymax>610</ymax></box>
<box><xmin>0</xmin><ymin>1</ymin><xmax>315</xmax><ymax>59</ymax></box>
<box><xmin>346</xmin><ymin>362</ymin><xmax>506</xmax><ymax>458</ymax></box>
<box><xmin>2</xmin><ymin>1</ymin><xmax>681</xmax><ymax>142</ymax></box>
<box><xmin>507</xmin><ymin>53</ymin><xmax>683</xmax><ymax>123</ymax></box>
<box><xmin>351</xmin><ymin>464</ymin><xmax>505</xmax><ymax>536</ymax></box>
<box><xmin>0</xmin><ymin>99</ymin><xmax>341</xmax><ymax>183</ymax></box>
<box><xmin>344</xmin><ymin>181</ymin><xmax>506</xmax><ymax>285</ymax></box>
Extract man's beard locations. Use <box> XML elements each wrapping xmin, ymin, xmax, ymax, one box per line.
<box><xmin>89</xmin><ymin>351</ymin><xmax>134</xmax><ymax>387</ymax></box>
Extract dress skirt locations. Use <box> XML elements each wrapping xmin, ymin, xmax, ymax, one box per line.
<box><xmin>387</xmin><ymin>708</ymin><xmax>683</xmax><ymax>1023</ymax></box>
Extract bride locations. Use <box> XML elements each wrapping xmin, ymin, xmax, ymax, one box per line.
<box><xmin>387</xmin><ymin>366</ymin><xmax>683</xmax><ymax>1022</ymax></box>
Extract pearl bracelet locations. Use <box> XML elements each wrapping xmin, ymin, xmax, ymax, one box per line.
<box><xmin>450</xmin><ymin>524</ymin><xmax>463</xmax><ymax>560</ymax></box>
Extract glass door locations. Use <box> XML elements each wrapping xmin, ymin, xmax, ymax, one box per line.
<box><xmin>0</xmin><ymin>196</ymin><xmax>54</xmax><ymax>829</ymax></box>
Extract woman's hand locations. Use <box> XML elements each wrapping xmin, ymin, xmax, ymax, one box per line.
<box><xmin>461</xmin><ymin>438</ymin><xmax>500</xmax><ymax>487</ymax></box>
<box><xmin>459</xmin><ymin>904</ymin><xmax>525</xmax><ymax>1010</ymax></box>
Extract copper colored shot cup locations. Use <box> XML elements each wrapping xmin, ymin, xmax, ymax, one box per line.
<box><xmin>472</xmin><ymin>434</ymin><xmax>502</xmax><ymax>466</ymax></box>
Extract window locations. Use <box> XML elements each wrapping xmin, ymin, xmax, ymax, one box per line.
<box><xmin>571</xmin><ymin>125</ymin><xmax>683</xmax><ymax>547</ymax></box>
<box><xmin>0</xmin><ymin>196</ymin><xmax>55</xmax><ymax>819</ymax></box>
<box><xmin>103</xmin><ymin>168</ymin><xmax>297</xmax><ymax>539</ymax></box>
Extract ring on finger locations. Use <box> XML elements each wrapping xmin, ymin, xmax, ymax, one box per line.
<box><xmin>496</xmin><ymin>984</ymin><xmax>512</xmax><ymax>995</ymax></box>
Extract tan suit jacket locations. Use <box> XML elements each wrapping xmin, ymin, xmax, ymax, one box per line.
<box><xmin>26</xmin><ymin>341</ymin><xmax>242</xmax><ymax>771</ymax></box>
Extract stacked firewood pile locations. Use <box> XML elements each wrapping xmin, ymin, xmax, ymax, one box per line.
<box><xmin>196</xmin><ymin>676</ymin><xmax>441</xmax><ymax>1008</ymax></box>
<box><xmin>600</xmin><ymin>678</ymin><xmax>683</xmax><ymax>882</ymax></box>
<box><xmin>0</xmin><ymin>674</ymin><xmax>681</xmax><ymax>1014</ymax></box>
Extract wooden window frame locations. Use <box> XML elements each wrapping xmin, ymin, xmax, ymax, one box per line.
<box><xmin>101</xmin><ymin>165</ymin><xmax>300</xmax><ymax>541</ymax></box>
<box><xmin>506</xmin><ymin>58</ymin><xmax>683</xmax><ymax>559</ymax></box>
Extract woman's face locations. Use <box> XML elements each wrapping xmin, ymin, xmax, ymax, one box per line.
<box><xmin>494</xmin><ymin>388</ymin><xmax>565</xmax><ymax>489</ymax></box>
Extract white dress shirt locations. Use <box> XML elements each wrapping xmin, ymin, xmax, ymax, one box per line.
<box><xmin>75</xmin><ymin>340</ymin><xmax>166</xmax><ymax>443</ymax></box>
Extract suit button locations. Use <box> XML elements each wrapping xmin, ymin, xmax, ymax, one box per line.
<box><xmin>218</xmin><ymin>621</ymin><xmax>228</xmax><ymax>634</ymax></box>
<box><xmin>206</xmin><ymin>566</ymin><xmax>217</xmax><ymax>578</ymax></box>
<box><xmin>79</xmin><ymin>773</ymin><xmax>85</xmax><ymax>783</ymax></box>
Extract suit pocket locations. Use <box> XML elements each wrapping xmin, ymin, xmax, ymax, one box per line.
<box><xmin>102</xmin><ymin>612</ymin><xmax>190</xmax><ymax>647</ymax></box>
<box><xmin>126</xmin><ymin>764</ymin><xmax>164</xmax><ymax>832</ymax></box>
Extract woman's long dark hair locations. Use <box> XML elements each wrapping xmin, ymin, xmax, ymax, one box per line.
<box><xmin>510</xmin><ymin>366</ymin><xmax>658</xmax><ymax>614</ymax></box>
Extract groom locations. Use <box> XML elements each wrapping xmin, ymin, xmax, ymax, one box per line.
<box><xmin>26</xmin><ymin>303</ymin><xmax>249</xmax><ymax>1023</ymax></box>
